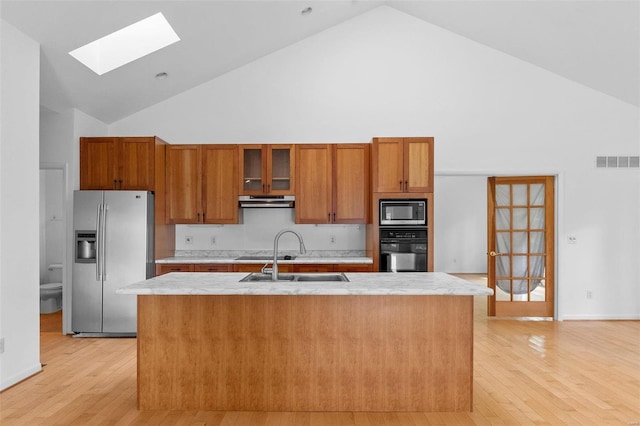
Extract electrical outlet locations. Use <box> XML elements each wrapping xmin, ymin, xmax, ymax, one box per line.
<box><xmin>330</xmin><ymin>235</ymin><xmax>336</xmax><ymax>244</ymax></box>
<box><xmin>568</xmin><ymin>236</ymin><xmax>577</xmax><ymax>244</ymax></box>
<box><xmin>0</xmin><ymin>337</ymin><xmax>5</xmax><ymax>354</ymax></box>
<box><xmin>185</xmin><ymin>236</ymin><xmax>194</xmax><ymax>245</ymax></box>
<box><xmin>210</xmin><ymin>236</ymin><xmax>216</xmax><ymax>246</ymax></box>
<box><xmin>586</xmin><ymin>290</ymin><xmax>593</xmax><ymax>300</ymax></box>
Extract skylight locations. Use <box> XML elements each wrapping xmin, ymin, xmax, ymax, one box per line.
<box><xmin>69</xmin><ymin>12</ymin><xmax>180</xmax><ymax>75</ymax></box>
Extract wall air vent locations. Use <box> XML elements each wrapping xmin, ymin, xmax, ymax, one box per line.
<box><xmin>596</xmin><ymin>156</ymin><xmax>640</xmax><ymax>169</ymax></box>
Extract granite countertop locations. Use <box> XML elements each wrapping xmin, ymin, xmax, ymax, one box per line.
<box><xmin>117</xmin><ymin>272</ymin><xmax>494</xmax><ymax>296</ymax></box>
<box><xmin>156</xmin><ymin>250</ymin><xmax>373</xmax><ymax>265</ymax></box>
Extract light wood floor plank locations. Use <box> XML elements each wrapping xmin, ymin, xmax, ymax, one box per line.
<box><xmin>2</xmin><ymin>275</ymin><xmax>639</xmax><ymax>425</ymax></box>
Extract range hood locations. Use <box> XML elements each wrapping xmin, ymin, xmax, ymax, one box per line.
<box><xmin>238</xmin><ymin>195</ymin><xmax>295</xmax><ymax>208</ymax></box>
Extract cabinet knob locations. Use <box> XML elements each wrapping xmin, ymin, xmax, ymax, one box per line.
<box><xmin>333</xmin><ymin>212</ymin><xmax>336</xmax><ymax>222</ymax></box>
<box><xmin>114</xmin><ymin>179</ymin><xmax>118</xmax><ymax>189</ymax></box>
<box><xmin>404</xmin><ymin>180</ymin><xmax>408</xmax><ymax>191</ymax></box>
<box><xmin>399</xmin><ymin>181</ymin><xmax>403</xmax><ymax>190</ymax></box>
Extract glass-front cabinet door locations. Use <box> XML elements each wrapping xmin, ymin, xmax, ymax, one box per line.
<box><xmin>239</xmin><ymin>145</ymin><xmax>294</xmax><ymax>195</ymax></box>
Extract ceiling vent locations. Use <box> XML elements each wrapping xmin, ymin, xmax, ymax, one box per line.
<box><xmin>596</xmin><ymin>156</ymin><xmax>640</xmax><ymax>169</ymax></box>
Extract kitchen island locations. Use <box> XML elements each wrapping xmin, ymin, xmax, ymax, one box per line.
<box><xmin>118</xmin><ymin>272</ymin><xmax>492</xmax><ymax>412</ymax></box>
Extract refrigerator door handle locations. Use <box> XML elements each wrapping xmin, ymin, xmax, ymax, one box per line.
<box><xmin>96</xmin><ymin>203</ymin><xmax>102</xmax><ymax>281</ymax></box>
<box><xmin>102</xmin><ymin>203</ymin><xmax>108</xmax><ymax>280</ymax></box>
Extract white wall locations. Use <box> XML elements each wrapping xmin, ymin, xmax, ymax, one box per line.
<box><xmin>0</xmin><ymin>19</ymin><xmax>41</xmax><ymax>390</ymax></box>
<box><xmin>110</xmin><ymin>6</ymin><xmax>639</xmax><ymax>319</ymax></box>
<box><xmin>175</xmin><ymin>209</ymin><xmax>364</xmax><ymax>252</ymax></box>
<box><xmin>433</xmin><ymin>175</ymin><xmax>488</xmax><ymax>273</ymax></box>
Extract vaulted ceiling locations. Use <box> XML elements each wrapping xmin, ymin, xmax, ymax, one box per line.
<box><xmin>2</xmin><ymin>1</ymin><xmax>638</xmax><ymax>124</ymax></box>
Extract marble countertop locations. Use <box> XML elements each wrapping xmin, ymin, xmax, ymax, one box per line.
<box><xmin>117</xmin><ymin>272</ymin><xmax>494</xmax><ymax>296</ymax></box>
<box><xmin>156</xmin><ymin>256</ymin><xmax>372</xmax><ymax>264</ymax></box>
<box><xmin>156</xmin><ymin>250</ymin><xmax>372</xmax><ymax>265</ymax></box>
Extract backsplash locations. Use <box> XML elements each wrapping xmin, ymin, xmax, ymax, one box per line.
<box><xmin>174</xmin><ymin>208</ymin><xmax>366</xmax><ymax>252</ymax></box>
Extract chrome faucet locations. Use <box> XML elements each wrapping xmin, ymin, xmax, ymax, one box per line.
<box><xmin>272</xmin><ymin>229</ymin><xmax>306</xmax><ymax>280</ymax></box>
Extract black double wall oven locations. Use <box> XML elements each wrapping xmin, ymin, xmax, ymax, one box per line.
<box><xmin>379</xmin><ymin>199</ymin><xmax>428</xmax><ymax>272</ymax></box>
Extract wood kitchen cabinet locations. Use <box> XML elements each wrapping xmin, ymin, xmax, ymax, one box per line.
<box><xmin>166</xmin><ymin>144</ymin><xmax>239</xmax><ymax>224</ymax></box>
<box><xmin>295</xmin><ymin>144</ymin><xmax>370</xmax><ymax>224</ymax></box>
<box><xmin>372</xmin><ymin>137</ymin><xmax>434</xmax><ymax>193</ymax></box>
<box><xmin>156</xmin><ymin>263</ymin><xmax>233</xmax><ymax>275</ymax></box>
<box><xmin>80</xmin><ymin>136</ymin><xmax>165</xmax><ymax>190</ymax></box>
<box><xmin>239</xmin><ymin>145</ymin><xmax>294</xmax><ymax>195</ymax></box>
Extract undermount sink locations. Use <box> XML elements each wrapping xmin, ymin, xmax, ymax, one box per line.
<box><xmin>239</xmin><ymin>272</ymin><xmax>349</xmax><ymax>282</ymax></box>
<box><xmin>235</xmin><ymin>255</ymin><xmax>297</xmax><ymax>261</ymax></box>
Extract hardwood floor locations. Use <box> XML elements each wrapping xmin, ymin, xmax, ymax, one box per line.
<box><xmin>2</xmin><ymin>275</ymin><xmax>639</xmax><ymax>425</ymax></box>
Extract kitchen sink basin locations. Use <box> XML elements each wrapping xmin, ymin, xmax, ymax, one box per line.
<box><xmin>235</xmin><ymin>255</ymin><xmax>297</xmax><ymax>261</ymax></box>
<box><xmin>239</xmin><ymin>272</ymin><xmax>349</xmax><ymax>282</ymax></box>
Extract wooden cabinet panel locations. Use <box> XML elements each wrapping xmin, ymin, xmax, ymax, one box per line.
<box><xmin>193</xmin><ymin>264</ymin><xmax>233</xmax><ymax>272</ymax></box>
<box><xmin>80</xmin><ymin>137</ymin><xmax>158</xmax><ymax>190</ymax></box>
<box><xmin>80</xmin><ymin>137</ymin><xmax>118</xmax><ymax>190</ymax></box>
<box><xmin>202</xmin><ymin>145</ymin><xmax>238</xmax><ymax>224</ymax></box>
<box><xmin>239</xmin><ymin>145</ymin><xmax>294</xmax><ymax>195</ymax></box>
<box><xmin>295</xmin><ymin>144</ymin><xmax>332</xmax><ymax>224</ymax></box>
<box><xmin>405</xmin><ymin>138</ymin><xmax>432</xmax><ymax>192</ymax></box>
<box><xmin>119</xmin><ymin>138</ymin><xmax>155</xmax><ymax>190</ymax></box>
<box><xmin>296</xmin><ymin>144</ymin><xmax>370</xmax><ymax>224</ymax></box>
<box><xmin>166</xmin><ymin>145</ymin><xmax>238</xmax><ymax>224</ymax></box>
<box><xmin>372</xmin><ymin>137</ymin><xmax>433</xmax><ymax>193</ymax></box>
<box><xmin>166</xmin><ymin>145</ymin><xmax>202</xmax><ymax>224</ymax></box>
<box><xmin>373</xmin><ymin>138</ymin><xmax>404</xmax><ymax>193</ymax></box>
<box><xmin>334</xmin><ymin>144</ymin><xmax>370</xmax><ymax>223</ymax></box>
<box><xmin>156</xmin><ymin>264</ymin><xmax>194</xmax><ymax>275</ymax></box>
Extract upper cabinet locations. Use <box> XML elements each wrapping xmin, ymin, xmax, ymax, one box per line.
<box><xmin>166</xmin><ymin>145</ymin><xmax>239</xmax><ymax>224</ymax></box>
<box><xmin>239</xmin><ymin>145</ymin><xmax>294</xmax><ymax>195</ymax></box>
<box><xmin>295</xmin><ymin>144</ymin><xmax>370</xmax><ymax>224</ymax></box>
<box><xmin>372</xmin><ymin>137</ymin><xmax>434</xmax><ymax>193</ymax></box>
<box><xmin>80</xmin><ymin>137</ymin><xmax>165</xmax><ymax>190</ymax></box>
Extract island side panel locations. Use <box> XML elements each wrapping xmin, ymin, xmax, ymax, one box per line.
<box><xmin>137</xmin><ymin>294</ymin><xmax>473</xmax><ymax>411</ymax></box>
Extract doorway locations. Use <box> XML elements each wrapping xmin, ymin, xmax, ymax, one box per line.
<box><xmin>487</xmin><ymin>176</ymin><xmax>555</xmax><ymax>317</ymax></box>
<box><xmin>39</xmin><ymin>165</ymin><xmax>67</xmax><ymax>332</ymax></box>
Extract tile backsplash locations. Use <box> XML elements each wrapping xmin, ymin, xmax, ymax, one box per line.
<box><xmin>175</xmin><ymin>208</ymin><xmax>366</xmax><ymax>252</ymax></box>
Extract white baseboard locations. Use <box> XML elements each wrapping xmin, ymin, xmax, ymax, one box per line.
<box><xmin>0</xmin><ymin>363</ymin><xmax>42</xmax><ymax>391</ymax></box>
<box><xmin>559</xmin><ymin>314</ymin><xmax>640</xmax><ymax>321</ymax></box>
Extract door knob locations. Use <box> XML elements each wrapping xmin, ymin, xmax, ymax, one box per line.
<box><xmin>489</xmin><ymin>251</ymin><xmax>500</xmax><ymax>257</ymax></box>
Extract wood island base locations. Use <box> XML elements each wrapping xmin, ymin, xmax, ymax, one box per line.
<box><xmin>137</xmin><ymin>294</ymin><xmax>474</xmax><ymax>412</ymax></box>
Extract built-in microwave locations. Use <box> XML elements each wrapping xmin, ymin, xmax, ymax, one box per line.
<box><xmin>379</xmin><ymin>199</ymin><xmax>426</xmax><ymax>226</ymax></box>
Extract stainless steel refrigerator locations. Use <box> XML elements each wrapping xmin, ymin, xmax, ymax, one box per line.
<box><xmin>72</xmin><ymin>190</ymin><xmax>154</xmax><ymax>335</ymax></box>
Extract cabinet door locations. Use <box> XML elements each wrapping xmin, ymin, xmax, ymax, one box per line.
<box><xmin>193</xmin><ymin>264</ymin><xmax>233</xmax><ymax>272</ymax></box>
<box><xmin>156</xmin><ymin>264</ymin><xmax>194</xmax><ymax>275</ymax></box>
<box><xmin>333</xmin><ymin>144</ymin><xmax>370</xmax><ymax>223</ymax></box>
<box><xmin>372</xmin><ymin>138</ymin><xmax>404</xmax><ymax>193</ymax></box>
<box><xmin>166</xmin><ymin>145</ymin><xmax>202</xmax><ymax>224</ymax></box>
<box><xmin>404</xmin><ymin>137</ymin><xmax>433</xmax><ymax>193</ymax></box>
<box><xmin>239</xmin><ymin>145</ymin><xmax>265</xmax><ymax>195</ymax></box>
<box><xmin>118</xmin><ymin>137</ymin><xmax>155</xmax><ymax>190</ymax></box>
<box><xmin>268</xmin><ymin>145</ymin><xmax>294</xmax><ymax>195</ymax></box>
<box><xmin>202</xmin><ymin>145</ymin><xmax>238</xmax><ymax>224</ymax></box>
<box><xmin>80</xmin><ymin>137</ymin><xmax>118</xmax><ymax>189</ymax></box>
<box><xmin>295</xmin><ymin>145</ymin><xmax>332</xmax><ymax>224</ymax></box>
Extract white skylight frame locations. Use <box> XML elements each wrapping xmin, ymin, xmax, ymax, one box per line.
<box><xmin>69</xmin><ymin>12</ymin><xmax>180</xmax><ymax>75</ymax></box>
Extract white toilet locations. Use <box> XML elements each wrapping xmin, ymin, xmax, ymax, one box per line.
<box><xmin>40</xmin><ymin>264</ymin><xmax>63</xmax><ymax>314</ymax></box>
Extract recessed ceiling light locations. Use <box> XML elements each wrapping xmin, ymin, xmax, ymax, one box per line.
<box><xmin>301</xmin><ymin>7</ymin><xmax>313</xmax><ymax>16</ymax></box>
<box><xmin>69</xmin><ymin>12</ymin><xmax>180</xmax><ymax>76</ymax></box>
<box><xmin>155</xmin><ymin>72</ymin><xmax>168</xmax><ymax>80</ymax></box>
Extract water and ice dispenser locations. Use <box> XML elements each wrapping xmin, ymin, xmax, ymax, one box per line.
<box><xmin>75</xmin><ymin>231</ymin><xmax>96</xmax><ymax>263</ymax></box>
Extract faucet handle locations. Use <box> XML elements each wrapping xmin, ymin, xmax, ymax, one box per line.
<box><xmin>261</xmin><ymin>263</ymin><xmax>273</xmax><ymax>274</ymax></box>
